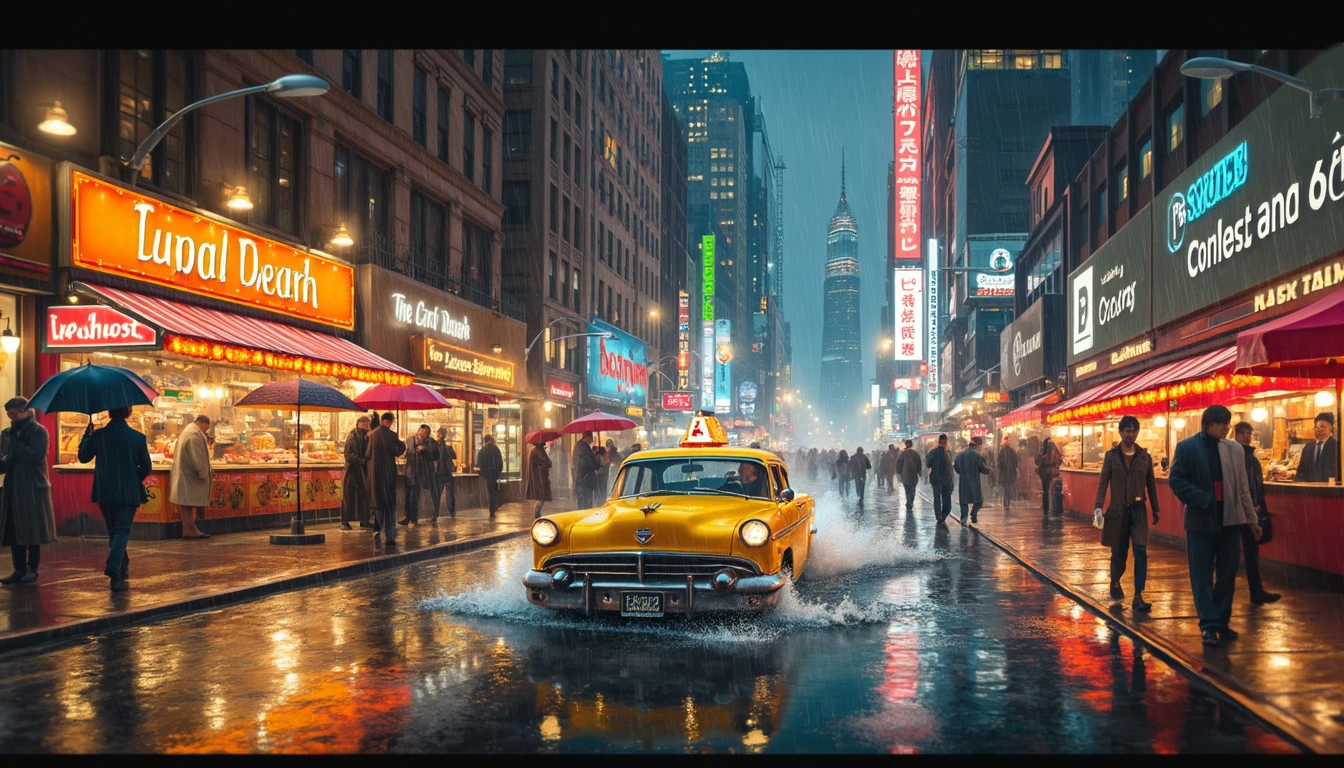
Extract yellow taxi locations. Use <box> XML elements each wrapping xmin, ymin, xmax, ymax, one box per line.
<box><xmin>524</xmin><ymin>412</ymin><xmax>817</xmax><ymax>617</ymax></box>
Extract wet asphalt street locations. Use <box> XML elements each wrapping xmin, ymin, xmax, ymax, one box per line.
<box><xmin>0</xmin><ymin>477</ymin><xmax>1300</xmax><ymax>754</ymax></box>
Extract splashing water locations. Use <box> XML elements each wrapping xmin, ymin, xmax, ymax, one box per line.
<box><xmin>802</xmin><ymin>487</ymin><xmax>946</xmax><ymax>579</ymax></box>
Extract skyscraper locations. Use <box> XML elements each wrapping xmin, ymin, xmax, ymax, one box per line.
<box><xmin>821</xmin><ymin>152</ymin><xmax>862</xmax><ymax>425</ymax></box>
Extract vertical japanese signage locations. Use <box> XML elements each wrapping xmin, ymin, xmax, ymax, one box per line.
<box><xmin>677</xmin><ymin>291</ymin><xmax>690</xmax><ymax>389</ymax></box>
<box><xmin>893</xmin><ymin>268</ymin><xmax>924</xmax><ymax>360</ymax></box>
<box><xmin>894</xmin><ymin>50</ymin><xmax>922</xmax><ymax>261</ymax></box>
<box><xmin>926</xmin><ymin>238</ymin><xmax>940</xmax><ymax>413</ymax></box>
<box><xmin>702</xmin><ymin>235</ymin><xmax>715</xmax><ymax>409</ymax></box>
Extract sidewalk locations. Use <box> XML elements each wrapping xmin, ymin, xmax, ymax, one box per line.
<box><xmin>954</xmin><ymin>498</ymin><xmax>1344</xmax><ymax>754</ymax></box>
<box><xmin>0</xmin><ymin>496</ymin><xmax>559</xmax><ymax>656</ymax></box>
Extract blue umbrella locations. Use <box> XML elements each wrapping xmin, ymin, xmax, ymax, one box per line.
<box><xmin>27</xmin><ymin>362</ymin><xmax>159</xmax><ymax>415</ymax></box>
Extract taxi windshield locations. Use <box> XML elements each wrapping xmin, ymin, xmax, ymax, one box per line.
<box><xmin>615</xmin><ymin>458</ymin><xmax>773</xmax><ymax>501</ymax></box>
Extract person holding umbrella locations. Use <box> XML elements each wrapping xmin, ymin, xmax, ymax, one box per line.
<box><xmin>76</xmin><ymin>405</ymin><xmax>152</xmax><ymax>592</ymax></box>
<box><xmin>571</xmin><ymin>431</ymin><xmax>598</xmax><ymax>509</ymax></box>
<box><xmin>0</xmin><ymin>398</ymin><xmax>58</xmax><ymax>585</ymax></box>
<box><xmin>477</xmin><ymin>433</ymin><xmax>504</xmax><ymax>518</ymax></box>
<box><xmin>365</xmin><ymin>412</ymin><xmax>405</xmax><ymax>545</ymax></box>
<box><xmin>527</xmin><ymin>439</ymin><xmax>553</xmax><ymax>519</ymax></box>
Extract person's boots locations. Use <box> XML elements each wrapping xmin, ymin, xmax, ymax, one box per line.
<box><xmin>0</xmin><ymin>570</ymin><xmax>23</xmax><ymax>585</ymax></box>
<box><xmin>1132</xmin><ymin>591</ymin><xmax>1152</xmax><ymax>612</ymax></box>
<box><xmin>1109</xmin><ymin>580</ymin><xmax>1124</xmax><ymax>600</ymax></box>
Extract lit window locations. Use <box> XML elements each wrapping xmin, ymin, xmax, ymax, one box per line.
<box><xmin>1168</xmin><ymin>103</ymin><xmax>1185</xmax><ymax>152</ymax></box>
<box><xmin>1140</xmin><ymin>139</ymin><xmax>1153</xmax><ymax>179</ymax></box>
<box><xmin>711</xmin><ymin>191</ymin><xmax>719</xmax><ymax>200</ymax></box>
<box><xmin>1200</xmin><ymin>78</ymin><xmax>1223</xmax><ymax>115</ymax></box>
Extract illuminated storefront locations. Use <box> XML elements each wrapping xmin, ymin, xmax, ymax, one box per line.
<box><xmin>0</xmin><ymin>141</ymin><xmax>56</xmax><ymax>413</ymax></box>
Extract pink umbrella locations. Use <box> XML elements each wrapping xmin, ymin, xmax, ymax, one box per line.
<box><xmin>354</xmin><ymin>383</ymin><xmax>453</xmax><ymax>410</ymax></box>
<box><xmin>559</xmin><ymin>409</ymin><xmax>638</xmax><ymax>435</ymax></box>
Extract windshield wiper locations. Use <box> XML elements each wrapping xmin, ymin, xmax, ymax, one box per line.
<box><xmin>620</xmin><ymin>489</ymin><xmax>696</xmax><ymax>499</ymax></box>
<box><xmin>687</xmin><ymin>487</ymin><xmax>756</xmax><ymax>499</ymax></box>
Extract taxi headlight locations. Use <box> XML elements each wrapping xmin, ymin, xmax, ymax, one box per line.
<box><xmin>532</xmin><ymin>519</ymin><xmax>559</xmax><ymax>546</ymax></box>
<box><xmin>740</xmin><ymin>519</ymin><xmax>771</xmax><ymax>547</ymax></box>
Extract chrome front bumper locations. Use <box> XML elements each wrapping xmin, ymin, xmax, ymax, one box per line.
<box><xmin>523</xmin><ymin>569</ymin><xmax>789</xmax><ymax>615</ymax></box>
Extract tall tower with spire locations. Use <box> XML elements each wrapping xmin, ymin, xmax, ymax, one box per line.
<box><xmin>821</xmin><ymin>149</ymin><xmax>863</xmax><ymax>431</ymax></box>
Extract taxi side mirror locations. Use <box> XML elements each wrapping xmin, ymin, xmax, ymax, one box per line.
<box><xmin>780</xmin><ymin>488</ymin><xmax>795</xmax><ymax>502</ymax></box>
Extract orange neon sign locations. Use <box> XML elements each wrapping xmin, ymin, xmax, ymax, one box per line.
<box><xmin>71</xmin><ymin>171</ymin><xmax>355</xmax><ymax>330</ymax></box>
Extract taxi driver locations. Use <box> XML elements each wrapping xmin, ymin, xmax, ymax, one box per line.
<box><xmin>735</xmin><ymin>462</ymin><xmax>767</xmax><ymax>498</ymax></box>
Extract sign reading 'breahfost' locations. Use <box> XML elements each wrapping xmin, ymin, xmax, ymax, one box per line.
<box><xmin>414</xmin><ymin>336</ymin><xmax>515</xmax><ymax>389</ymax></box>
<box><xmin>70</xmin><ymin>170</ymin><xmax>356</xmax><ymax>330</ymax></box>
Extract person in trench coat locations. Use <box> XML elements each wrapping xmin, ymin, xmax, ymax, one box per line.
<box><xmin>1094</xmin><ymin>415</ymin><xmax>1161</xmax><ymax>612</ymax></box>
<box><xmin>953</xmin><ymin>436</ymin><xmax>992</xmax><ymax>525</ymax></box>
<box><xmin>364</xmin><ymin>412</ymin><xmax>406</xmax><ymax>545</ymax></box>
<box><xmin>0</xmin><ymin>397</ymin><xmax>58</xmax><ymax>585</ymax></box>
<box><xmin>340</xmin><ymin>416</ymin><xmax>371</xmax><ymax>530</ymax></box>
<box><xmin>168</xmin><ymin>414</ymin><xmax>213</xmax><ymax>539</ymax></box>
<box><xmin>526</xmin><ymin>441</ymin><xmax>553</xmax><ymax>519</ymax></box>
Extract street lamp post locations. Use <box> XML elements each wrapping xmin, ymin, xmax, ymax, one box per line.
<box><xmin>125</xmin><ymin>75</ymin><xmax>330</xmax><ymax>187</ymax></box>
<box><xmin>523</xmin><ymin>316</ymin><xmax>613</xmax><ymax>362</ymax></box>
<box><xmin>1181</xmin><ymin>56</ymin><xmax>1344</xmax><ymax>119</ymax></box>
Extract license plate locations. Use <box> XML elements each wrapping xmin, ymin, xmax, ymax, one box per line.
<box><xmin>620</xmin><ymin>591</ymin><xmax>663</xmax><ymax>617</ymax></box>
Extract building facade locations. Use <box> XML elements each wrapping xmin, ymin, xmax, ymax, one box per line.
<box><xmin>821</xmin><ymin>156</ymin><xmax>862</xmax><ymax>427</ymax></box>
<box><xmin>1071</xmin><ymin>50</ymin><xmax>1159</xmax><ymax>128</ymax></box>
<box><xmin>659</xmin><ymin>88</ymin><xmax>692</xmax><ymax>443</ymax></box>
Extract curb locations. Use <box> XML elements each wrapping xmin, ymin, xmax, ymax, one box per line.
<box><xmin>919</xmin><ymin>489</ymin><xmax>1325</xmax><ymax>754</ymax></box>
<box><xmin>0</xmin><ymin>527</ymin><xmax>529</xmax><ymax>659</ymax></box>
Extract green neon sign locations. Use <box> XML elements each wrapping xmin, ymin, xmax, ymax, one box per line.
<box><xmin>702</xmin><ymin>235</ymin><xmax>715</xmax><ymax>322</ymax></box>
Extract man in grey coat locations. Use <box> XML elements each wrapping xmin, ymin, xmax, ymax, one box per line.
<box><xmin>0</xmin><ymin>397</ymin><xmax>58</xmax><ymax>585</ymax></box>
<box><xmin>477</xmin><ymin>434</ymin><xmax>504</xmax><ymax>518</ymax></box>
<box><xmin>400</xmin><ymin>423</ymin><xmax>440</xmax><ymax>527</ymax></box>
<box><xmin>953</xmin><ymin>436</ymin><xmax>992</xmax><ymax>526</ymax></box>
<box><xmin>76</xmin><ymin>405</ymin><xmax>152</xmax><ymax>592</ymax></box>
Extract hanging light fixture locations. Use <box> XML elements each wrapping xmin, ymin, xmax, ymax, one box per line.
<box><xmin>38</xmin><ymin>102</ymin><xmax>77</xmax><ymax>136</ymax></box>
<box><xmin>1251</xmin><ymin>407</ymin><xmax>1268</xmax><ymax>423</ymax></box>
<box><xmin>1154</xmin><ymin>415</ymin><xmax>1167</xmax><ymax>428</ymax></box>
<box><xmin>1173</xmin><ymin>417</ymin><xmax>1187</xmax><ymax>430</ymax></box>
<box><xmin>225</xmin><ymin>185</ymin><xmax>254</xmax><ymax>211</ymax></box>
<box><xmin>0</xmin><ymin>316</ymin><xmax>19</xmax><ymax>354</ymax></box>
<box><xmin>1315</xmin><ymin>390</ymin><xmax>1336</xmax><ymax>408</ymax></box>
<box><xmin>329</xmin><ymin>223</ymin><xmax>354</xmax><ymax>247</ymax></box>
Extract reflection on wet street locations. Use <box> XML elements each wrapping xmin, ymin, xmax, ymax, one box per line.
<box><xmin>0</xmin><ymin>480</ymin><xmax>1299</xmax><ymax>753</ymax></box>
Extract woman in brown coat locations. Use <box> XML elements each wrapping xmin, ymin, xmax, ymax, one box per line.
<box><xmin>526</xmin><ymin>442</ymin><xmax>553</xmax><ymax>519</ymax></box>
<box><xmin>1094</xmin><ymin>415</ymin><xmax>1161</xmax><ymax>612</ymax></box>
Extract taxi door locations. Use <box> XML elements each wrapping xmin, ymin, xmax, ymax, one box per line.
<box><xmin>769</xmin><ymin>462</ymin><xmax>812</xmax><ymax>566</ymax></box>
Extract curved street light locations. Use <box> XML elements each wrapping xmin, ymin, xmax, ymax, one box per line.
<box><xmin>126</xmin><ymin>74</ymin><xmax>331</xmax><ymax>185</ymax></box>
<box><xmin>1180</xmin><ymin>56</ymin><xmax>1344</xmax><ymax>119</ymax></box>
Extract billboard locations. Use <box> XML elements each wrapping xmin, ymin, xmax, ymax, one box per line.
<box><xmin>586</xmin><ymin>318</ymin><xmax>647</xmax><ymax>407</ymax></box>
<box><xmin>893</xmin><ymin>267</ymin><xmax>924</xmax><ymax>360</ymax></box>
<box><xmin>1068</xmin><ymin>206</ymin><xmax>1152</xmax><ymax>364</ymax></box>
<box><xmin>1152</xmin><ymin>44</ymin><xmax>1344</xmax><ymax>327</ymax></box>
<box><xmin>893</xmin><ymin>50</ymin><xmax>922</xmax><ymax>260</ymax></box>
<box><xmin>966</xmin><ymin>238</ymin><xmax>1021</xmax><ymax>299</ymax></box>
<box><xmin>739</xmin><ymin>380</ymin><xmax>758</xmax><ymax>420</ymax></box>
<box><xmin>701</xmin><ymin>235</ymin><xmax>715</xmax><ymax>321</ymax></box>
<box><xmin>714</xmin><ymin>318</ymin><xmax>731</xmax><ymax>413</ymax></box>
<box><xmin>662</xmin><ymin>391</ymin><xmax>694</xmax><ymax>412</ymax></box>
<box><xmin>925</xmin><ymin>238</ymin><xmax>941</xmax><ymax>412</ymax></box>
<box><xmin>677</xmin><ymin>291</ymin><xmax>690</xmax><ymax>389</ymax></box>
<box><xmin>702</xmin><ymin>234</ymin><xmax>715</xmax><ymax>409</ymax></box>
<box><xmin>1000</xmin><ymin>299</ymin><xmax>1045</xmax><ymax>392</ymax></box>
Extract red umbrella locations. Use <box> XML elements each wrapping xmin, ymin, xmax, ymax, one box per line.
<box><xmin>437</xmin><ymin>387</ymin><xmax>498</xmax><ymax>404</ymax></box>
<box><xmin>525</xmin><ymin>428</ymin><xmax>563</xmax><ymax>445</ymax></box>
<box><xmin>353</xmin><ymin>383</ymin><xmax>453</xmax><ymax>410</ymax></box>
<box><xmin>559</xmin><ymin>410</ymin><xmax>638</xmax><ymax>434</ymax></box>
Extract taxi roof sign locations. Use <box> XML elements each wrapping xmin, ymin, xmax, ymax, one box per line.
<box><xmin>680</xmin><ymin>411</ymin><xmax>729</xmax><ymax>447</ymax></box>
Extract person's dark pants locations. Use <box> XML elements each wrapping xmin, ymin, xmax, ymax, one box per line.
<box><xmin>838</xmin><ymin>478</ymin><xmax>849</xmax><ymax>497</ymax></box>
<box><xmin>434</xmin><ymin>475</ymin><xmax>456</xmax><ymax>517</ymax></box>
<box><xmin>1002</xmin><ymin>478</ymin><xmax>1016</xmax><ymax>508</ymax></box>
<box><xmin>854</xmin><ymin>477</ymin><xmax>866</xmax><ymax>501</ymax></box>
<box><xmin>1240</xmin><ymin>523</ymin><xmax>1267</xmax><ymax>596</ymax></box>
<box><xmin>1110</xmin><ymin>504</ymin><xmax>1148</xmax><ymax>592</ymax></box>
<box><xmin>903</xmin><ymin>483</ymin><xmax>917</xmax><ymax>512</ymax></box>
<box><xmin>10</xmin><ymin>545</ymin><xmax>40</xmax><ymax>573</ymax></box>
<box><xmin>1040</xmin><ymin>474</ymin><xmax>1051</xmax><ymax>512</ymax></box>
<box><xmin>960</xmin><ymin>501</ymin><xmax>983</xmax><ymax>524</ymax></box>
<box><xmin>932</xmin><ymin>483</ymin><xmax>952</xmax><ymax>521</ymax></box>
<box><xmin>403</xmin><ymin>482</ymin><xmax>421</xmax><ymax>523</ymax></box>
<box><xmin>373</xmin><ymin>505</ymin><xmax>397</xmax><ymax>544</ymax></box>
<box><xmin>485</xmin><ymin>478</ymin><xmax>499</xmax><ymax>515</ymax></box>
<box><xmin>99</xmin><ymin>502</ymin><xmax>135</xmax><ymax>580</ymax></box>
<box><xmin>1186</xmin><ymin>526</ymin><xmax>1243</xmax><ymax>632</ymax></box>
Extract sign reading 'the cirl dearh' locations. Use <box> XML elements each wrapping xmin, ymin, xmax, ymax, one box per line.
<box><xmin>70</xmin><ymin>170</ymin><xmax>356</xmax><ymax>330</ymax></box>
<box><xmin>413</xmin><ymin>335</ymin><xmax>515</xmax><ymax>389</ymax></box>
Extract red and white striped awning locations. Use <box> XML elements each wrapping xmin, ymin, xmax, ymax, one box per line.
<box><xmin>81</xmin><ymin>284</ymin><xmax>411</xmax><ymax>381</ymax></box>
<box><xmin>1048</xmin><ymin>347</ymin><xmax>1238</xmax><ymax>422</ymax></box>
<box><xmin>997</xmin><ymin>389</ymin><xmax>1060</xmax><ymax>429</ymax></box>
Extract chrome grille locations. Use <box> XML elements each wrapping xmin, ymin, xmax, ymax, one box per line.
<box><xmin>541</xmin><ymin>552</ymin><xmax>762</xmax><ymax>580</ymax></box>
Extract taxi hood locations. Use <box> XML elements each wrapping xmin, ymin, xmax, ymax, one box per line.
<box><xmin>566</xmin><ymin>495</ymin><xmax>778</xmax><ymax>553</ymax></box>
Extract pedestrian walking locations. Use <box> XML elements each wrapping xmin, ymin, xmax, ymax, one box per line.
<box><xmin>896</xmin><ymin>440</ymin><xmax>922</xmax><ymax>513</ymax></box>
<box><xmin>1</xmin><ymin>397</ymin><xmax>59</xmax><ymax>586</ymax></box>
<box><xmin>996</xmin><ymin>437</ymin><xmax>1019</xmax><ymax>510</ymax></box>
<box><xmin>832</xmin><ymin>449</ymin><xmax>851</xmax><ymax>498</ymax></box>
<box><xmin>168</xmin><ymin>414</ymin><xmax>213</xmax><ymax>539</ymax></box>
<box><xmin>365</xmin><ymin>412</ymin><xmax>406</xmax><ymax>545</ymax></box>
<box><xmin>477</xmin><ymin>433</ymin><xmax>504</xmax><ymax>518</ymax></box>
<box><xmin>1036</xmin><ymin>436</ymin><xmax>1063</xmax><ymax>514</ymax></box>
<box><xmin>571</xmin><ymin>431</ymin><xmax>598</xmax><ymax>509</ymax></box>
<box><xmin>340</xmin><ymin>416</ymin><xmax>371</xmax><ymax>530</ymax></box>
<box><xmin>925</xmin><ymin>434</ymin><xmax>954</xmax><ymax>525</ymax></box>
<box><xmin>527</xmin><ymin>440</ymin><xmax>553</xmax><ymax>519</ymax></box>
<box><xmin>954</xmin><ymin>436</ymin><xmax>991</xmax><ymax>525</ymax></box>
<box><xmin>400</xmin><ymin>423</ymin><xmax>440</xmax><ymax>527</ymax></box>
<box><xmin>850</xmin><ymin>447</ymin><xmax>872</xmax><ymax>502</ymax></box>
<box><xmin>1294</xmin><ymin>412</ymin><xmax>1338</xmax><ymax>483</ymax></box>
<box><xmin>1094</xmin><ymin>415</ymin><xmax>1161</xmax><ymax>612</ymax></box>
<box><xmin>73</xmin><ymin>405</ymin><xmax>149</xmax><ymax>592</ymax></box>
<box><xmin>1233</xmin><ymin>422</ymin><xmax>1281</xmax><ymax>605</ymax></box>
<box><xmin>807</xmin><ymin>448</ymin><xmax>819</xmax><ymax>482</ymax></box>
<box><xmin>432</xmin><ymin>427</ymin><xmax>458</xmax><ymax>520</ymax></box>
<box><xmin>876</xmin><ymin>445</ymin><xmax>892</xmax><ymax>491</ymax></box>
<box><xmin>1168</xmin><ymin>405</ymin><xmax>1261</xmax><ymax>647</ymax></box>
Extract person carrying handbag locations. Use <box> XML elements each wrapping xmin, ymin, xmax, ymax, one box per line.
<box><xmin>1094</xmin><ymin>415</ymin><xmax>1160</xmax><ymax>612</ymax></box>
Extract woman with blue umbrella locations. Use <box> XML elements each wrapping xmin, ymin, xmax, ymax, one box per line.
<box><xmin>0</xmin><ymin>397</ymin><xmax>58</xmax><ymax>585</ymax></box>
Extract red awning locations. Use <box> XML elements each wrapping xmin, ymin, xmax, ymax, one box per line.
<box><xmin>83</xmin><ymin>284</ymin><xmax>411</xmax><ymax>380</ymax></box>
<box><xmin>1237</xmin><ymin>288</ymin><xmax>1344</xmax><ymax>378</ymax></box>
<box><xmin>437</xmin><ymin>387</ymin><xmax>499</xmax><ymax>404</ymax></box>
<box><xmin>997</xmin><ymin>389</ymin><xmax>1060</xmax><ymax>429</ymax></box>
<box><xmin>1049</xmin><ymin>347</ymin><xmax>1245</xmax><ymax>422</ymax></box>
